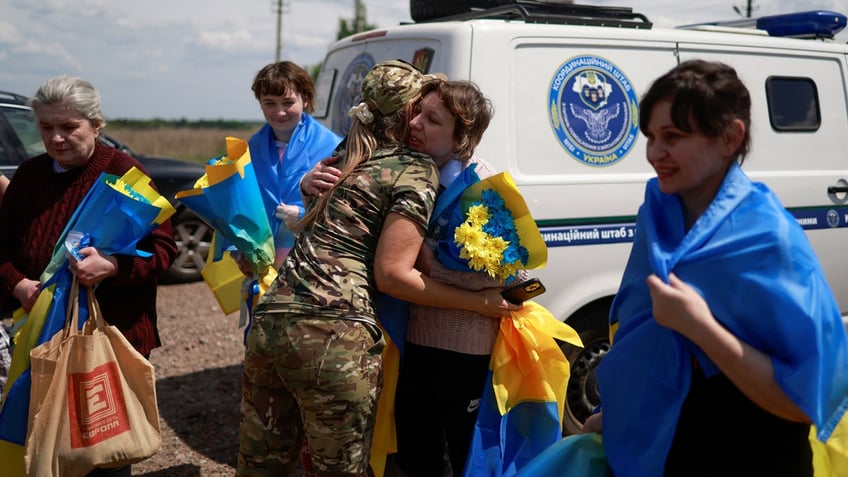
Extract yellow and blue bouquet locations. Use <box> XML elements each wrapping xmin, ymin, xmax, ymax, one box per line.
<box><xmin>448</xmin><ymin>172</ymin><xmax>547</xmax><ymax>282</ymax></box>
<box><xmin>176</xmin><ymin>137</ymin><xmax>277</xmax><ymax>323</ymax></box>
<box><xmin>456</xmin><ymin>189</ymin><xmax>531</xmax><ymax>282</ymax></box>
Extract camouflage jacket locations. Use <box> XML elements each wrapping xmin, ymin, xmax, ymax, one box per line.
<box><xmin>256</xmin><ymin>144</ymin><xmax>438</xmax><ymax>326</ymax></box>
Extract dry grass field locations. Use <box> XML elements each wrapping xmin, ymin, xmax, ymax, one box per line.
<box><xmin>106</xmin><ymin>125</ymin><xmax>263</xmax><ymax>163</ymax></box>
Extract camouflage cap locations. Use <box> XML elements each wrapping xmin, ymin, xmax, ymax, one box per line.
<box><xmin>360</xmin><ymin>60</ymin><xmax>445</xmax><ymax>116</ymax></box>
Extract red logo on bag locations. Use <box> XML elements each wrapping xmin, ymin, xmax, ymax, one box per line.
<box><xmin>67</xmin><ymin>361</ymin><xmax>130</xmax><ymax>448</ymax></box>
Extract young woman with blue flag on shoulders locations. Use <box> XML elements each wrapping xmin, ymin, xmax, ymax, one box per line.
<box><xmin>247</xmin><ymin>61</ymin><xmax>342</xmax><ymax>268</ymax></box>
<box><xmin>583</xmin><ymin>60</ymin><xmax>848</xmax><ymax>477</ymax></box>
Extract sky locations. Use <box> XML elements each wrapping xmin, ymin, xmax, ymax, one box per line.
<box><xmin>2</xmin><ymin>0</ymin><xmax>847</xmax><ymax>121</ymax></box>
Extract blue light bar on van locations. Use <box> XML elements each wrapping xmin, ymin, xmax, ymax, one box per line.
<box><xmin>756</xmin><ymin>11</ymin><xmax>847</xmax><ymax>38</ymax></box>
<box><xmin>678</xmin><ymin>10</ymin><xmax>847</xmax><ymax>39</ymax></box>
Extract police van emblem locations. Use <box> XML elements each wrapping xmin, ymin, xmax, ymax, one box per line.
<box><xmin>332</xmin><ymin>52</ymin><xmax>376</xmax><ymax>135</ymax></box>
<box><xmin>548</xmin><ymin>55</ymin><xmax>639</xmax><ymax>166</ymax></box>
<box><xmin>826</xmin><ymin>209</ymin><xmax>840</xmax><ymax>228</ymax></box>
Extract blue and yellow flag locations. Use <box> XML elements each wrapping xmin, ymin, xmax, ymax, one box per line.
<box><xmin>812</xmin><ymin>418</ymin><xmax>848</xmax><ymax>476</ymax></box>
<box><xmin>0</xmin><ymin>167</ymin><xmax>175</xmax><ymax>476</ymax></box>
<box><xmin>463</xmin><ymin>302</ymin><xmax>582</xmax><ymax>477</ymax></box>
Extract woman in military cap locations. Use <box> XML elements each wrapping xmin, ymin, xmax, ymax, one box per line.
<box><xmin>237</xmin><ymin>60</ymin><xmax>519</xmax><ymax>477</ymax></box>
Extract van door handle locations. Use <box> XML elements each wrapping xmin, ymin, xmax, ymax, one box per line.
<box><xmin>828</xmin><ymin>186</ymin><xmax>848</xmax><ymax>193</ymax></box>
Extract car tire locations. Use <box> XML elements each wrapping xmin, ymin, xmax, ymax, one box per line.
<box><xmin>161</xmin><ymin>209</ymin><xmax>213</xmax><ymax>283</ymax></box>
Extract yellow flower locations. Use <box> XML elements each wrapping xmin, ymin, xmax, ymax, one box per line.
<box><xmin>467</xmin><ymin>204</ymin><xmax>490</xmax><ymax>226</ymax></box>
<box><xmin>460</xmin><ymin>236</ymin><xmax>509</xmax><ymax>278</ymax></box>
<box><xmin>455</xmin><ymin>222</ymin><xmax>487</xmax><ymax>250</ymax></box>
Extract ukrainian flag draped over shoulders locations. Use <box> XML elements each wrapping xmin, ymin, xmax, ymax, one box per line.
<box><xmin>597</xmin><ymin>163</ymin><xmax>848</xmax><ymax>477</ymax></box>
<box><xmin>248</xmin><ymin>115</ymin><xmax>341</xmax><ymax>240</ymax></box>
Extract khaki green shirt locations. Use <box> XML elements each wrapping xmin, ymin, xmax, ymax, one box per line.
<box><xmin>257</xmin><ymin>144</ymin><xmax>438</xmax><ymax>326</ymax></box>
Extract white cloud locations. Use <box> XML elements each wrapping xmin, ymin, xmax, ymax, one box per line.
<box><xmin>2</xmin><ymin>0</ymin><xmax>846</xmax><ymax>120</ymax></box>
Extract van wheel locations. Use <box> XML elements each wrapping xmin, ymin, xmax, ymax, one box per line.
<box><xmin>558</xmin><ymin>302</ymin><xmax>611</xmax><ymax>435</ymax></box>
<box><xmin>410</xmin><ymin>0</ymin><xmax>515</xmax><ymax>22</ymax></box>
<box><xmin>562</xmin><ymin>330</ymin><xmax>608</xmax><ymax>435</ymax></box>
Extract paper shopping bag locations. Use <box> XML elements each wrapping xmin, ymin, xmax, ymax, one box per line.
<box><xmin>25</xmin><ymin>281</ymin><xmax>161</xmax><ymax>477</ymax></box>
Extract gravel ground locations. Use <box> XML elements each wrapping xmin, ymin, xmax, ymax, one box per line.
<box><xmin>133</xmin><ymin>280</ymin><xmax>245</xmax><ymax>476</ymax></box>
<box><xmin>138</xmin><ymin>281</ymin><xmax>403</xmax><ymax>477</ymax></box>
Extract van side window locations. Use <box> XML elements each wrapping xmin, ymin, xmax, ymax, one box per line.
<box><xmin>313</xmin><ymin>69</ymin><xmax>337</xmax><ymax>119</ymax></box>
<box><xmin>765</xmin><ymin>77</ymin><xmax>820</xmax><ymax>131</ymax></box>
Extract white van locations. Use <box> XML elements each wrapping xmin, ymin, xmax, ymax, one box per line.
<box><xmin>313</xmin><ymin>2</ymin><xmax>848</xmax><ymax>432</ymax></box>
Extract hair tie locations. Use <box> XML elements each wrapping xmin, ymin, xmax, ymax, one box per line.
<box><xmin>348</xmin><ymin>102</ymin><xmax>374</xmax><ymax>124</ymax></box>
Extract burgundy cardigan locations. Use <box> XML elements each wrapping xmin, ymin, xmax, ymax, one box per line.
<box><xmin>0</xmin><ymin>143</ymin><xmax>177</xmax><ymax>356</ymax></box>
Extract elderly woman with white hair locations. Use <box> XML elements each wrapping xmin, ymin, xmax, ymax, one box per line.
<box><xmin>0</xmin><ymin>74</ymin><xmax>177</xmax><ymax>477</ymax></box>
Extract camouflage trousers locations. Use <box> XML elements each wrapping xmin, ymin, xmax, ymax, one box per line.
<box><xmin>238</xmin><ymin>314</ymin><xmax>385</xmax><ymax>477</ymax></box>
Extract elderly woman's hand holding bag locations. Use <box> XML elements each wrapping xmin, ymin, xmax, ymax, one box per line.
<box><xmin>24</xmin><ymin>277</ymin><xmax>160</xmax><ymax>477</ymax></box>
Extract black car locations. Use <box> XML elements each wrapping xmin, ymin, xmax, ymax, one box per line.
<box><xmin>0</xmin><ymin>90</ymin><xmax>212</xmax><ymax>283</ymax></box>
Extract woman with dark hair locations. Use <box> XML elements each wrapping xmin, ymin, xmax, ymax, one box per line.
<box><xmin>585</xmin><ymin>60</ymin><xmax>848</xmax><ymax>477</ymax></box>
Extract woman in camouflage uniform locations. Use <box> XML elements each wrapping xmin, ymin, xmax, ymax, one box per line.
<box><xmin>237</xmin><ymin>60</ymin><xmax>519</xmax><ymax>477</ymax></box>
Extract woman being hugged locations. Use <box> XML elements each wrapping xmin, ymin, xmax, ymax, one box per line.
<box><xmin>237</xmin><ymin>61</ymin><xmax>518</xmax><ymax>477</ymax></box>
<box><xmin>586</xmin><ymin>60</ymin><xmax>848</xmax><ymax>477</ymax></box>
<box><xmin>395</xmin><ymin>79</ymin><xmax>529</xmax><ymax>477</ymax></box>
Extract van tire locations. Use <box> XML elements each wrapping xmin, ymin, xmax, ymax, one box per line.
<box><xmin>558</xmin><ymin>300</ymin><xmax>612</xmax><ymax>435</ymax></box>
<box><xmin>410</xmin><ymin>0</ymin><xmax>515</xmax><ymax>22</ymax></box>
<box><xmin>562</xmin><ymin>330</ymin><xmax>609</xmax><ymax>435</ymax></box>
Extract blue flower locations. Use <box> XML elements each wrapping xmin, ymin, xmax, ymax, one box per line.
<box><xmin>454</xmin><ymin>187</ymin><xmax>529</xmax><ymax>282</ymax></box>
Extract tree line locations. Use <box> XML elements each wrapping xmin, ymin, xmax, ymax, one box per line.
<box><xmin>109</xmin><ymin>118</ymin><xmax>263</xmax><ymax>130</ymax></box>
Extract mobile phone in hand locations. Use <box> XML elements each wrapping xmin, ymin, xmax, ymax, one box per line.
<box><xmin>501</xmin><ymin>278</ymin><xmax>546</xmax><ymax>304</ymax></box>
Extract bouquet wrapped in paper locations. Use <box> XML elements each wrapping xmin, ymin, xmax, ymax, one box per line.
<box><xmin>176</xmin><ymin>137</ymin><xmax>277</xmax><ymax>322</ymax></box>
<box><xmin>436</xmin><ymin>172</ymin><xmax>547</xmax><ymax>283</ymax></box>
